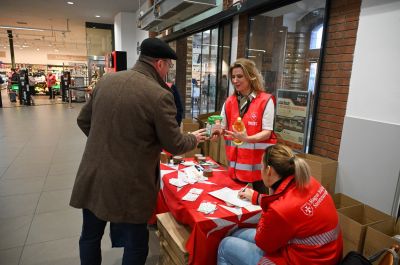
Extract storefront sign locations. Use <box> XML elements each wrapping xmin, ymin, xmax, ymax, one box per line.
<box><xmin>47</xmin><ymin>54</ymin><xmax>87</xmax><ymax>61</ymax></box>
<box><xmin>275</xmin><ymin>89</ymin><xmax>310</xmax><ymax>151</ymax></box>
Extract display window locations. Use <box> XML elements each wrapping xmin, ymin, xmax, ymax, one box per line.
<box><xmin>247</xmin><ymin>0</ymin><xmax>327</xmax><ymax>152</ymax></box>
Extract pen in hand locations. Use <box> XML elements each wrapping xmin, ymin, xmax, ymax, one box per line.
<box><xmin>240</xmin><ymin>184</ymin><xmax>250</xmax><ymax>194</ymax></box>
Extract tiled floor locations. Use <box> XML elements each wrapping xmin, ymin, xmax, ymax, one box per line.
<box><xmin>0</xmin><ymin>99</ymin><xmax>160</xmax><ymax>265</ymax></box>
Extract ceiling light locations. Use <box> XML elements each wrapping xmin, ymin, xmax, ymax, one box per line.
<box><xmin>95</xmin><ymin>15</ymin><xmax>101</xmax><ymax>18</ymax></box>
<box><xmin>36</xmin><ymin>48</ymin><xmax>40</xmax><ymax>51</ymax></box>
<box><xmin>67</xmin><ymin>1</ymin><xmax>74</xmax><ymax>4</ymax></box>
<box><xmin>0</xmin><ymin>25</ymin><xmax>44</xmax><ymax>32</ymax></box>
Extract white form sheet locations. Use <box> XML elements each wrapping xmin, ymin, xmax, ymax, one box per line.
<box><xmin>209</xmin><ymin>187</ymin><xmax>252</xmax><ymax>208</ymax></box>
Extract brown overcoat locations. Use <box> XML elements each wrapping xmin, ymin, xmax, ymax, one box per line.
<box><xmin>69</xmin><ymin>59</ymin><xmax>197</xmax><ymax>223</ymax></box>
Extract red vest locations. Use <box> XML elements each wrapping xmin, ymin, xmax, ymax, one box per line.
<box><xmin>253</xmin><ymin>176</ymin><xmax>343</xmax><ymax>265</ymax></box>
<box><xmin>224</xmin><ymin>92</ymin><xmax>277</xmax><ymax>182</ymax></box>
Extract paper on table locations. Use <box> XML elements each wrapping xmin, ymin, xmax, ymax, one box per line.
<box><xmin>182</xmin><ymin>192</ymin><xmax>200</xmax><ymax>201</ymax></box>
<box><xmin>169</xmin><ymin>178</ymin><xmax>188</xmax><ymax>188</ymax></box>
<box><xmin>220</xmin><ymin>204</ymin><xmax>243</xmax><ymax>215</ymax></box>
<box><xmin>209</xmin><ymin>187</ymin><xmax>252</xmax><ymax>208</ymax></box>
<box><xmin>189</xmin><ymin>188</ymin><xmax>203</xmax><ymax>195</ymax></box>
<box><xmin>244</xmin><ymin>204</ymin><xmax>262</xmax><ymax>212</ymax></box>
<box><xmin>198</xmin><ymin>202</ymin><xmax>217</xmax><ymax>214</ymax></box>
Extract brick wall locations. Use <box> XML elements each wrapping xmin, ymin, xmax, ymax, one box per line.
<box><xmin>312</xmin><ymin>0</ymin><xmax>361</xmax><ymax>160</ymax></box>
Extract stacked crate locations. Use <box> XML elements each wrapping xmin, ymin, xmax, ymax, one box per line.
<box><xmin>156</xmin><ymin>212</ymin><xmax>191</xmax><ymax>265</ymax></box>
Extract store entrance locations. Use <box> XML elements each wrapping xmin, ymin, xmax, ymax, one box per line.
<box><xmin>0</xmin><ymin>64</ymin><xmax>88</xmax><ymax>108</ymax></box>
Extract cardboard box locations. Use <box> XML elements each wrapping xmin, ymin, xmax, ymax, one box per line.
<box><xmin>219</xmin><ymin>138</ymin><xmax>228</xmax><ymax>166</ymax></box>
<box><xmin>195</xmin><ymin>112</ymin><xmax>219</xmax><ymax>128</ymax></box>
<box><xmin>208</xmin><ymin>138</ymin><xmax>220</xmax><ymax>162</ymax></box>
<box><xmin>181</xmin><ymin>119</ymin><xmax>199</xmax><ymax>133</ymax></box>
<box><xmin>338</xmin><ymin>204</ymin><xmax>392</xmax><ymax>255</ymax></box>
<box><xmin>333</xmin><ymin>193</ymin><xmax>363</xmax><ymax>210</ymax></box>
<box><xmin>157</xmin><ymin>212</ymin><xmax>190</xmax><ymax>265</ymax></box>
<box><xmin>363</xmin><ymin>219</ymin><xmax>400</xmax><ymax>262</ymax></box>
<box><xmin>296</xmin><ymin>153</ymin><xmax>338</xmax><ymax>194</ymax></box>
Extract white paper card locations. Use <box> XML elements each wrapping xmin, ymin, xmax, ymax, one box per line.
<box><xmin>189</xmin><ymin>188</ymin><xmax>203</xmax><ymax>195</ymax></box>
<box><xmin>169</xmin><ymin>178</ymin><xmax>188</xmax><ymax>188</ymax></box>
<box><xmin>182</xmin><ymin>192</ymin><xmax>200</xmax><ymax>201</ymax></box>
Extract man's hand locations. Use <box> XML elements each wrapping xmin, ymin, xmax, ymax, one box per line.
<box><xmin>190</xmin><ymin>128</ymin><xmax>207</xmax><ymax>144</ymax></box>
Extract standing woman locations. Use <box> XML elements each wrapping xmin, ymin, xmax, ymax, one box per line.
<box><xmin>220</xmin><ymin>58</ymin><xmax>277</xmax><ymax>193</ymax></box>
<box><xmin>217</xmin><ymin>144</ymin><xmax>342</xmax><ymax>265</ymax></box>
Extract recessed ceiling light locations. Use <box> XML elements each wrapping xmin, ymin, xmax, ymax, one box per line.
<box><xmin>36</xmin><ymin>48</ymin><xmax>40</xmax><ymax>51</ymax></box>
<box><xmin>67</xmin><ymin>1</ymin><xmax>74</xmax><ymax>4</ymax></box>
<box><xmin>95</xmin><ymin>15</ymin><xmax>101</xmax><ymax>18</ymax></box>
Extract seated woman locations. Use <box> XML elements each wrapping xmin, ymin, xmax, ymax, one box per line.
<box><xmin>217</xmin><ymin>143</ymin><xmax>342</xmax><ymax>265</ymax></box>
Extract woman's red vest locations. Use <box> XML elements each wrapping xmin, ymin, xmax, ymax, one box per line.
<box><xmin>224</xmin><ymin>92</ymin><xmax>277</xmax><ymax>182</ymax></box>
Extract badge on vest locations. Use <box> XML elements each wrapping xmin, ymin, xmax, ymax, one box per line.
<box><xmin>248</xmin><ymin>112</ymin><xmax>258</xmax><ymax>126</ymax></box>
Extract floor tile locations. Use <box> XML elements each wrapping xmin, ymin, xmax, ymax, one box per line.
<box><xmin>0</xmin><ymin>247</ymin><xmax>23</xmax><ymax>265</ymax></box>
<box><xmin>2</xmin><ymin>163</ymin><xmax>49</xmax><ymax>179</ymax></box>
<box><xmin>0</xmin><ymin>215</ymin><xmax>32</xmax><ymax>250</ymax></box>
<box><xmin>0</xmin><ymin>193</ymin><xmax>40</xmax><ymax>219</ymax></box>
<box><xmin>36</xmin><ymin>190</ymin><xmax>72</xmax><ymax>214</ymax></box>
<box><xmin>26</xmin><ymin>209</ymin><xmax>81</xmax><ymax>244</ymax></box>
<box><xmin>0</xmin><ymin>166</ymin><xmax>8</xmax><ymax>178</ymax></box>
<box><xmin>0</xmin><ymin>177</ymin><xmax>45</xmax><ymax>197</ymax></box>
<box><xmin>43</xmin><ymin>174</ymin><xmax>76</xmax><ymax>192</ymax></box>
<box><xmin>47</xmin><ymin>162</ymin><xmax>79</xmax><ymax>176</ymax></box>
<box><xmin>20</xmin><ymin>237</ymin><xmax>80</xmax><ymax>265</ymax></box>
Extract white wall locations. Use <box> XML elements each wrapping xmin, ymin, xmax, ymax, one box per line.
<box><xmin>132</xmin><ymin>9</ymin><xmax>149</xmax><ymax>64</ymax></box>
<box><xmin>346</xmin><ymin>0</ymin><xmax>400</xmax><ymax>124</ymax></box>
<box><xmin>114</xmin><ymin>11</ymin><xmax>148</xmax><ymax>68</ymax></box>
<box><xmin>337</xmin><ymin>0</ymin><xmax>400</xmax><ymax>215</ymax></box>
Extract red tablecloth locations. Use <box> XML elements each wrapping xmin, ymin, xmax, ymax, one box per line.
<box><xmin>155</xmin><ymin>159</ymin><xmax>262</xmax><ymax>265</ymax></box>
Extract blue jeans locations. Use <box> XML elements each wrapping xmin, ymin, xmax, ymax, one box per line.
<box><xmin>218</xmin><ymin>228</ymin><xmax>264</xmax><ymax>265</ymax></box>
<box><xmin>79</xmin><ymin>209</ymin><xmax>149</xmax><ymax>265</ymax></box>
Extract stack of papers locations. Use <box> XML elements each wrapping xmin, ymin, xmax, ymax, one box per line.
<box><xmin>209</xmin><ymin>187</ymin><xmax>252</xmax><ymax>208</ymax></box>
<box><xmin>197</xmin><ymin>201</ymin><xmax>217</xmax><ymax>214</ymax></box>
<box><xmin>182</xmin><ymin>188</ymin><xmax>203</xmax><ymax>201</ymax></box>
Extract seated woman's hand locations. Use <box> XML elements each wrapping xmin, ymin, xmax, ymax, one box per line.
<box><xmin>238</xmin><ymin>188</ymin><xmax>254</xmax><ymax>201</ymax></box>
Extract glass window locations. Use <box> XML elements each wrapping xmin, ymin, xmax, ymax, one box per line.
<box><xmin>310</xmin><ymin>24</ymin><xmax>323</xmax><ymax>49</ymax></box>
<box><xmin>247</xmin><ymin>0</ymin><xmax>326</xmax><ymax>151</ymax></box>
<box><xmin>188</xmin><ymin>23</ymin><xmax>231</xmax><ymax>118</ymax></box>
<box><xmin>166</xmin><ymin>40</ymin><xmax>177</xmax><ymax>83</ymax></box>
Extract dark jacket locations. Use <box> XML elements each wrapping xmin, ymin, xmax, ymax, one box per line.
<box><xmin>69</xmin><ymin>58</ymin><xmax>197</xmax><ymax>223</ymax></box>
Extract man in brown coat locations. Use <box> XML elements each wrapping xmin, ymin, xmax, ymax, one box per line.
<box><xmin>70</xmin><ymin>38</ymin><xmax>206</xmax><ymax>265</ymax></box>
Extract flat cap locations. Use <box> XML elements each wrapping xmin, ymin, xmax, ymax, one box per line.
<box><xmin>140</xmin><ymin>37</ymin><xmax>178</xmax><ymax>60</ymax></box>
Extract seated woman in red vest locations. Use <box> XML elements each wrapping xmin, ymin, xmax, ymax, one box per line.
<box><xmin>217</xmin><ymin>144</ymin><xmax>343</xmax><ymax>265</ymax></box>
<box><xmin>215</xmin><ymin>58</ymin><xmax>277</xmax><ymax>193</ymax></box>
